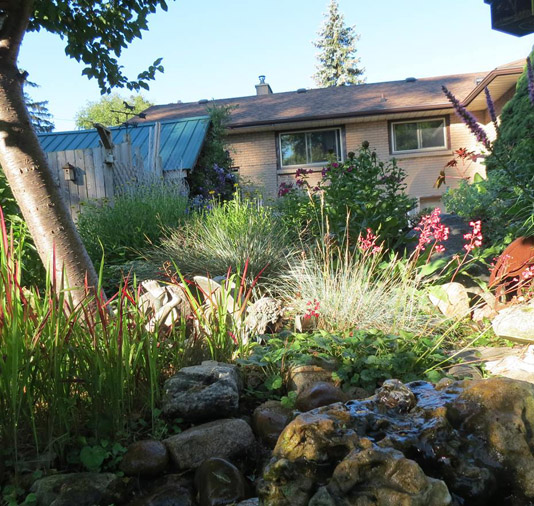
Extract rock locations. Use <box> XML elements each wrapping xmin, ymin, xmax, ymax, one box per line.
<box><xmin>310</xmin><ymin>446</ymin><xmax>451</xmax><ymax>506</ymax></box>
<box><xmin>162</xmin><ymin>361</ymin><xmax>240</xmax><ymax>421</ymax></box>
<box><xmin>133</xmin><ymin>484</ymin><xmax>194</xmax><ymax>506</ymax></box>
<box><xmin>428</xmin><ymin>282</ymin><xmax>470</xmax><ymax>319</ymax></box>
<box><xmin>194</xmin><ymin>458</ymin><xmax>247</xmax><ymax>506</ymax></box>
<box><xmin>164</xmin><ymin>418</ymin><xmax>256</xmax><ymax>470</ymax></box>
<box><xmin>483</xmin><ymin>345</ymin><xmax>534</xmax><ymax>383</ymax></box>
<box><xmin>295</xmin><ymin>382</ymin><xmax>348</xmax><ymax>412</ymax></box>
<box><xmin>448</xmin><ymin>363</ymin><xmax>483</xmax><ymax>380</ymax></box>
<box><xmin>295</xmin><ymin>314</ymin><xmax>318</xmax><ymax>332</ymax></box>
<box><xmin>472</xmin><ymin>303</ymin><xmax>497</xmax><ymax>322</ymax></box>
<box><xmin>235</xmin><ymin>500</ymin><xmax>259</xmax><ymax>506</ymax></box>
<box><xmin>252</xmin><ymin>400</ymin><xmax>293</xmax><ymax>448</ymax></box>
<box><xmin>121</xmin><ymin>440</ymin><xmax>169</xmax><ymax>477</ymax></box>
<box><xmin>259</xmin><ymin>377</ymin><xmax>534</xmax><ymax>505</ymax></box>
<box><xmin>30</xmin><ymin>473</ymin><xmax>119</xmax><ymax>506</ymax></box>
<box><xmin>245</xmin><ymin>297</ymin><xmax>284</xmax><ymax>336</ymax></box>
<box><xmin>288</xmin><ymin>361</ymin><xmax>339</xmax><ymax>393</ymax></box>
<box><xmin>492</xmin><ymin>303</ymin><xmax>534</xmax><ymax>342</ymax></box>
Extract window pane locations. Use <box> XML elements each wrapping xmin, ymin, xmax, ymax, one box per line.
<box><xmin>281</xmin><ymin>133</ymin><xmax>307</xmax><ymax>165</ymax></box>
<box><xmin>308</xmin><ymin>130</ymin><xmax>339</xmax><ymax>163</ymax></box>
<box><xmin>420</xmin><ymin>120</ymin><xmax>445</xmax><ymax>149</ymax></box>
<box><xmin>393</xmin><ymin>123</ymin><xmax>418</xmax><ymax>151</ymax></box>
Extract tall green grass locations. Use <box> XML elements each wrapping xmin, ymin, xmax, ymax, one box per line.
<box><xmin>0</xmin><ymin>208</ymin><xmax>187</xmax><ymax>465</ymax></box>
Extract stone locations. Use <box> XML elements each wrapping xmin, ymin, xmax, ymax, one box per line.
<box><xmin>492</xmin><ymin>303</ymin><xmax>534</xmax><ymax>342</ymax></box>
<box><xmin>310</xmin><ymin>446</ymin><xmax>451</xmax><ymax>506</ymax></box>
<box><xmin>133</xmin><ymin>484</ymin><xmax>194</xmax><ymax>506</ymax></box>
<box><xmin>252</xmin><ymin>400</ymin><xmax>293</xmax><ymax>448</ymax></box>
<box><xmin>30</xmin><ymin>473</ymin><xmax>119</xmax><ymax>506</ymax></box>
<box><xmin>245</xmin><ymin>297</ymin><xmax>284</xmax><ymax>337</ymax></box>
<box><xmin>259</xmin><ymin>377</ymin><xmax>534</xmax><ymax>505</ymax></box>
<box><xmin>295</xmin><ymin>382</ymin><xmax>348</xmax><ymax>412</ymax></box>
<box><xmin>428</xmin><ymin>282</ymin><xmax>470</xmax><ymax>319</ymax></box>
<box><xmin>121</xmin><ymin>440</ymin><xmax>169</xmax><ymax>477</ymax></box>
<box><xmin>163</xmin><ymin>418</ymin><xmax>256</xmax><ymax>470</ymax></box>
<box><xmin>288</xmin><ymin>361</ymin><xmax>339</xmax><ymax>393</ymax></box>
<box><xmin>483</xmin><ymin>345</ymin><xmax>534</xmax><ymax>383</ymax></box>
<box><xmin>194</xmin><ymin>458</ymin><xmax>247</xmax><ymax>506</ymax></box>
<box><xmin>162</xmin><ymin>361</ymin><xmax>240</xmax><ymax>421</ymax></box>
<box><xmin>235</xmin><ymin>500</ymin><xmax>259</xmax><ymax>506</ymax></box>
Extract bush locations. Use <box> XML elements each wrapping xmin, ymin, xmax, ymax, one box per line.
<box><xmin>148</xmin><ymin>195</ymin><xmax>295</xmax><ymax>286</ymax></box>
<box><xmin>77</xmin><ymin>181</ymin><xmax>188</xmax><ymax>267</ymax></box>
<box><xmin>277</xmin><ymin>143</ymin><xmax>416</xmax><ymax>249</ymax></box>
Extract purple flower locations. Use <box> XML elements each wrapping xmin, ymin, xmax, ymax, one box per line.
<box><xmin>527</xmin><ymin>57</ymin><xmax>534</xmax><ymax>106</ymax></box>
<box><xmin>321</xmin><ymin>166</ymin><xmax>328</xmax><ymax>178</ymax></box>
<box><xmin>442</xmin><ymin>85</ymin><xmax>491</xmax><ymax>151</ymax></box>
<box><xmin>331</xmin><ymin>162</ymin><xmax>339</xmax><ymax>168</ymax></box>
<box><xmin>484</xmin><ymin>87</ymin><xmax>498</xmax><ymax>130</ymax></box>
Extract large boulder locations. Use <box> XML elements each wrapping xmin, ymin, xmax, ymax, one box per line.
<box><xmin>163</xmin><ymin>418</ymin><xmax>255</xmax><ymax>470</ymax></box>
<box><xmin>120</xmin><ymin>440</ymin><xmax>169</xmax><ymax>477</ymax></box>
<box><xmin>492</xmin><ymin>302</ymin><xmax>534</xmax><ymax>342</ymax></box>
<box><xmin>259</xmin><ymin>377</ymin><xmax>534</xmax><ymax>505</ymax></box>
<box><xmin>162</xmin><ymin>361</ymin><xmax>240</xmax><ymax>421</ymax></box>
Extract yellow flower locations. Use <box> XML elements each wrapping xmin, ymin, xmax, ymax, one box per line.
<box><xmin>208</xmin><ymin>190</ymin><xmax>215</xmax><ymax>195</ymax></box>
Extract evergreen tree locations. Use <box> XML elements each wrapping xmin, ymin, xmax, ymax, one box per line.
<box><xmin>24</xmin><ymin>80</ymin><xmax>55</xmax><ymax>133</ymax></box>
<box><xmin>313</xmin><ymin>0</ymin><xmax>365</xmax><ymax>87</ymax></box>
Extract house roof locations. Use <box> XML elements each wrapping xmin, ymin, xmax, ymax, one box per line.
<box><xmin>38</xmin><ymin>116</ymin><xmax>210</xmax><ymax>171</ymax></box>
<box><xmin>137</xmin><ymin>61</ymin><xmax>524</xmax><ymax>130</ymax></box>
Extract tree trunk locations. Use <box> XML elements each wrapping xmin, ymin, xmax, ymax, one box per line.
<box><xmin>0</xmin><ymin>0</ymin><xmax>100</xmax><ymax>307</ymax></box>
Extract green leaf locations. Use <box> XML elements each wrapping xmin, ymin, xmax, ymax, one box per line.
<box><xmin>473</xmin><ymin>172</ymin><xmax>484</xmax><ymax>183</ymax></box>
<box><xmin>80</xmin><ymin>445</ymin><xmax>108</xmax><ymax>472</ymax></box>
<box><xmin>428</xmin><ymin>285</ymin><xmax>449</xmax><ymax>304</ymax></box>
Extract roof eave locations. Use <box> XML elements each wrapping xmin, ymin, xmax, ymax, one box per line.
<box><xmin>462</xmin><ymin>66</ymin><xmax>523</xmax><ymax>106</ymax></box>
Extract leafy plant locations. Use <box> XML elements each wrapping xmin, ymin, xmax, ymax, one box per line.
<box><xmin>79</xmin><ymin>439</ymin><xmax>127</xmax><ymax>472</ymax></box>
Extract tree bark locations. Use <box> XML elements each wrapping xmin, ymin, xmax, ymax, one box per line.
<box><xmin>0</xmin><ymin>0</ymin><xmax>100</xmax><ymax>307</ymax></box>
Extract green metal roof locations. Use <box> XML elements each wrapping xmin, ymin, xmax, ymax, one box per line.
<box><xmin>37</xmin><ymin>116</ymin><xmax>210</xmax><ymax>171</ymax></box>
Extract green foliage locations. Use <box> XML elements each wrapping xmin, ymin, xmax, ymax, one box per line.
<box><xmin>75</xmin><ymin>93</ymin><xmax>153</xmax><ymax>129</ymax></box>
<box><xmin>149</xmin><ymin>196</ymin><xmax>295</xmax><ymax>285</ymax></box>
<box><xmin>279</xmin><ymin>144</ymin><xmax>416</xmax><ymax>249</ymax></box>
<box><xmin>313</xmin><ymin>0</ymin><xmax>365</xmax><ymax>87</ymax></box>
<box><xmin>79</xmin><ymin>440</ymin><xmax>127</xmax><ymax>472</ymax></box>
<box><xmin>77</xmin><ymin>181</ymin><xmax>188</xmax><ymax>268</ymax></box>
<box><xmin>188</xmin><ymin>103</ymin><xmax>236</xmax><ymax>201</ymax></box>
<box><xmin>29</xmin><ymin>1</ymin><xmax>171</xmax><ymax>94</ymax></box>
<box><xmin>240</xmin><ymin>329</ymin><xmax>447</xmax><ymax>394</ymax></box>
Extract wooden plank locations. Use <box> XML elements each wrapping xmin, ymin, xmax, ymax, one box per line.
<box><xmin>54</xmin><ymin>150</ymin><xmax>72</xmax><ymax>214</ymax></box>
<box><xmin>74</xmin><ymin>149</ymin><xmax>88</xmax><ymax>203</ymax></box>
<box><xmin>84</xmin><ymin>148</ymin><xmax>97</xmax><ymax>203</ymax></box>
<box><xmin>103</xmin><ymin>150</ymin><xmax>114</xmax><ymax>201</ymax></box>
<box><xmin>92</xmin><ymin>147</ymin><xmax>107</xmax><ymax>200</ymax></box>
<box><xmin>65</xmin><ymin>150</ymin><xmax>80</xmax><ymax>219</ymax></box>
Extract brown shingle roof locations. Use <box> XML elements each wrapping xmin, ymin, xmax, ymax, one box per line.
<box><xmin>138</xmin><ymin>64</ymin><xmax>523</xmax><ymax>129</ymax></box>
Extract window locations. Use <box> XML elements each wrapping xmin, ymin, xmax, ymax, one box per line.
<box><xmin>391</xmin><ymin>119</ymin><xmax>447</xmax><ymax>153</ymax></box>
<box><xmin>279</xmin><ymin>129</ymin><xmax>342</xmax><ymax>167</ymax></box>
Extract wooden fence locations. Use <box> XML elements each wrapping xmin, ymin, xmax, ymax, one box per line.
<box><xmin>46</xmin><ymin>133</ymin><xmax>163</xmax><ymax>219</ymax></box>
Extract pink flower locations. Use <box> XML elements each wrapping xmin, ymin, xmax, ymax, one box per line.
<box><xmin>463</xmin><ymin>220</ymin><xmax>483</xmax><ymax>252</ymax></box>
<box><xmin>414</xmin><ymin>208</ymin><xmax>449</xmax><ymax>254</ymax></box>
<box><xmin>358</xmin><ymin>228</ymin><xmax>382</xmax><ymax>254</ymax></box>
<box><xmin>304</xmin><ymin>299</ymin><xmax>320</xmax><ymax>319</ymax></box>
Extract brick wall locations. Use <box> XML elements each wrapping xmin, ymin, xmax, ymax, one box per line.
<box><xmin>227</xmin><ymin>113</ymin><xmax>491</xmax><ymax>206</ymax></box>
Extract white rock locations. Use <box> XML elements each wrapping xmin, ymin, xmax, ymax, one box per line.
<box><xmin>492</xmin><ymin>303</ymin><xmax>534</xmax><ymax>342</ymax></box>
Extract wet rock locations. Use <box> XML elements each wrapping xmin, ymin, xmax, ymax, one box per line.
<box><xmin>164</xmin><ymin>418</ymin><xmax>255</xmax><ymax>470</ymax></box>
<box><xmin>259</xmin><ymin>377</ymin><xmax>534</xmax><ymax>505</ymax></box>
<box><xmin>121</xmin><ymin>440</ymin><xmax>169</xmax><ymax>477</ymax></box>
<box><xmin>252</xmin><ymin>400</ymin><xmax>293</xmax><ymax>448</ymax></box>
<box><xmin>30</xmin><ymin>473</ymin><xmax>119</xmax><ymax>506</ymax></box>
<box><xmin>310</xmin><ymin>445</ymin><xmax>451</xmax><ymax>506</ymax></box>
<box><xmin>492</xmin><ymin>303</ymin><xmax>534</xmax><ymax>342</ymax></box>
<box><xmin>295</xmin><ymin>382</ymin><xmax>348</xmax><ymax>412</ymax></box>
<box><xmin>162</xmin><ymin>361</ymin><xmax>240</xmax><ymax>421</ymax></box>
<box><xmin>194</xmin><ymin>458</ymin><xmax>247</xmax><ymax>506</ymax></box>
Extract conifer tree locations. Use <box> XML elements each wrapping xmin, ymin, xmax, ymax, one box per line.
<box><xmin>24</xmin><ymin>80</ymin><xmax>55</xmax><ymax>133</ymax></box>
<box><xmin>313</xmin><ymin>0</ymin><xmax>365</xmax><ymax>87</ymax></box>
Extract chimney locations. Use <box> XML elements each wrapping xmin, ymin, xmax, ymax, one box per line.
<box><xmin>255</xmin><ymin>75</ymin><xmax>273</xmax><ymax>95</ymax></box>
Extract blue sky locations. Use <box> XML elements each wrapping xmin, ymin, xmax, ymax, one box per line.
<box><xmin>20</xmin><ymin>0</ymin><xmax>534</xmax><ymax>131</ymax></box>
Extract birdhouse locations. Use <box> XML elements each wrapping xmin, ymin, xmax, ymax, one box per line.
<box><xmin>62</xmin><ymin>162</ymin><xmax>76</xmax><ymax>182</ymax></box>
<box><xmin>484</xmin><ymin>0</ymin><xmax>534</xmax><ymax>36</ymax></box>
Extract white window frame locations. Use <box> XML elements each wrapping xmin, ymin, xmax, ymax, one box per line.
<box><xmin>278</xmin><ymin>128</ymin><xmax>343</xmax><ymax>169</ymax></box>
<box><xmin>390</xmin><ymin>118</ymin><xmax>447</xmax><ymax>154</ymax></box>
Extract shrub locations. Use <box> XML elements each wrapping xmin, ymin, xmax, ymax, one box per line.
<box><xmin>277</xmin><ymin>143</ymin><xmax>416</xmax><ymax>249</ymax></box>
<box><xmin>148</xmin><ymin>195</ymin><xmax>295</xmax><ymax>286</ymax></box>
<box><xmin>77</xmin><ymin>181</ymin><xmax>188</xmax><ymax>267</ymax></box>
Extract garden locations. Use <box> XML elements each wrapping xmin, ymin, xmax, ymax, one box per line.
<box><xmin>2</xmin><ymin>68</ymin><xmax>534</xmax><ymax>506</ymax></box>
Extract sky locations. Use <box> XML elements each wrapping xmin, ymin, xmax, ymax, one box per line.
<box><xmin>20</xmin><ymin>0</ymin><xmax>534</xmax><ymax>132</ymax></box>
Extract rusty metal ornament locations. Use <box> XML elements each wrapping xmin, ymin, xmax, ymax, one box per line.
<box><xmin>489</xmin><ymin>236</ymin><xmax>534</xmax><ymax>301</ymax></box>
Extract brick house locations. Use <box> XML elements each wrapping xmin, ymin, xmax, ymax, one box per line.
<box><xmin>139</xmin><ymin>60</ymin><xmax>524</xmax><ymax>209</ymax></box>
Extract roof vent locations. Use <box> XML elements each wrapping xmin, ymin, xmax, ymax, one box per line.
<box><xmin>405</xmin><ymin>77</ymin><xmax>417</xmax><ymax>83</ymax></box>
<box><xmin>297</xmin><ymin>88</ymin><xmax>307</xmax><ymax>94</ymax></box>
<box><xmin>256</xmin><ymin>76</ymin><xmax>273</xmax><ymax>95</ymax></box>
<box><xmin>198</xmin><ymin>99</ymin><xmax>209</xmax><ymax>105</ymax></box>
